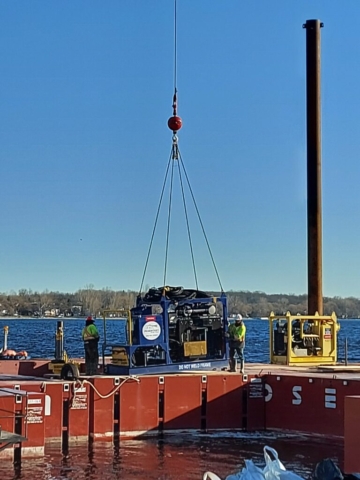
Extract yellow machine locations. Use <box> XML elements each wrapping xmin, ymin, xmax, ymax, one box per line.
<box><xmin>101</xmin><ymin>309</ymin><xmax>131</xmax><ymax>371</ymax></box>
<box><xmin>269</xmin><ymin>311</ymin><xmax>340</xmax><ymax>366</ymax></box>
<box><xmin>48</xmin><ymin>321</ymin><xmax>80</xmax><ymax>379</ymax></box>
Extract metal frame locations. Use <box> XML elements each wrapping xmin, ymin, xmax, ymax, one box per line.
<box><xmin>269</xmin><ymin>311</ymin><xmax>340</xmax><ymax>366</ymax></box>
<box><xmin>101</xmin><ymin>309</ymin><xmax>129</xmax><ymax>374</ymax></box>
<box><xmin>102</xmin><ymin>293</ymin><xmax>229</xmax><ymax>375</ymax></box>
<box><xmin>0</xmin><ymin>388</ymin><xmax>28</xmax><ymax>451</ymax></box>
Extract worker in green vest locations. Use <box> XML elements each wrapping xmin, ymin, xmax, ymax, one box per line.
<box><xmin>228</xmin><ymin>314</ymin><xmax>246</xmax><ymax>373</ymax></box>
<box><xmin>82</xmin><ymin>316</ymin><xmax>100</xmax><ymax>375</ymax></box>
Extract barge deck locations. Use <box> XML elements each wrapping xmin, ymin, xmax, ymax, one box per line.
<box><xmin>1</xmin><ymin>361</ymin><xmax>360</xmax><ymax>472</ymax></box>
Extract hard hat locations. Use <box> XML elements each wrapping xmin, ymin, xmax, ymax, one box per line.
<box><xmin>236</xmin><ymin>314</ymin><xmax>243</xmax><ymax>321</ymax></box>
<box><xmin>86</xmin><ymin>316</ymin><xmax>93</xmax><ymax>322</ymax></box>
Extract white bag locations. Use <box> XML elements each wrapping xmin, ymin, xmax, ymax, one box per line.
<box><xmin>203</xmin><ymin>446</ymin><xmax>304</xmax><ymax>480</ymax></box>
<box><xmin>225</xmin><ymin>460</ymin><xmax>266</xmax><ymax>480</ymax></box>
<box><xmin>262</xmin><ymin>446</ymin><xmax>304</xmax><ymax>480</ymax></box>
<box><xmin>203</xmin><ymin>473</ymin><xmax>222</xmax><ymax>480</ymax></box>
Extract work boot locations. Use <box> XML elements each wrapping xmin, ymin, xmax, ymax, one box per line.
<box><xmin>240</xmin><ymin>361</ymin><xmax>245</xmax><ymax>374</ymax></box>
<box><xmin>229</xmin><ymin>359</ymin><xmax>236</xmax><ymax>372</ymax></box>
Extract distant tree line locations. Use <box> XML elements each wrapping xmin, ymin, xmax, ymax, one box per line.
<box><xmin>0</xmin><ymin>286</ymin><xmax>359</xmax><ymax>318</ymax></box>
<box><xmin>225</xmin><ymin>290</ymin><xmax>360</xmax><ymax>318</ymax></box>
<box><xmin>0</xmin><ymin>285</ymin><xmax>136</xmax><ymax>318</ymax></box>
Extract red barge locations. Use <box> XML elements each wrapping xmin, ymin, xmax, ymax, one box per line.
<box><xmin>1</xmin><ymin>360</ymin><xmax>360</xmax><ymax>474</ymax></box>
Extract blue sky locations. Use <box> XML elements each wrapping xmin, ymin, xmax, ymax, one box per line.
<box><xmin>0</xmin><ymin>1</ymin><xmax>359</xmax><ymax>298</ymax></box>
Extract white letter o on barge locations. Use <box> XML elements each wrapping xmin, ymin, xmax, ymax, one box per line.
<box><xmin>264</xmin><ymin>383</ymin><xmax>273</xmax><ymax>402</ymax></box>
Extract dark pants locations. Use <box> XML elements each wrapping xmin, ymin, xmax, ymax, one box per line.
<box><xmin>84</xmin><ymin>340</ymin><xmax>99</xmax><ymax>375</ymax></box>
<box><xmin>229</xmin><ymin>341</ymin><xmax>245</xmax><ymax>371</ymax></box>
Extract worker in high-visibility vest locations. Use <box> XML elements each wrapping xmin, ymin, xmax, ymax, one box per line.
<box><xmin>82</xmin><ymin>316</ymin><xmax>100</xmax><ymax>375</ymax></box>
<box><xmin>227</xmin><ymin>314</ymin><xmax>246</xmax><ymax>373</ymax></box>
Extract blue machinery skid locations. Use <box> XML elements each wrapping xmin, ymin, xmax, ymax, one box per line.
<box><xmin>103</xmin><ymin>286</ymin><xmax>229</xmax><ymax>375</ymax></box>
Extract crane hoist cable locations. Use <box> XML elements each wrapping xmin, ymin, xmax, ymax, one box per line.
<box><xmin>138</xmin><ymin>0</ymin><xmax>224</xmax><ymax>296</ymax></box>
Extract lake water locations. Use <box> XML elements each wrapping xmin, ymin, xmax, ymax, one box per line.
<box><xmin>0</xmin><ymin>317</ymin><xmax>358</xmax><ymax>363</ymax></box>
<box><xmin>0</xmin><ymin>433</ymin><xmax>343</xmax><ymax>480</ymax></box>
<box><xmin>0</xmin><ymin>318</ymin><xmax>353</xmax><ymax>479</ymax></box>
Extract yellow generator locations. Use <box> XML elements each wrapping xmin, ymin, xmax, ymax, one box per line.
<box><xmin>269</xmin><ymin>311</ymin><xmax>340</xmax><ymax>366</ymax></box>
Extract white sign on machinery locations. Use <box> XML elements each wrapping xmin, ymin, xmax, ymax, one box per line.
<box><xmin>142</xmin><ymin>321</ymin><xmax>161</xmax><ymax>341</ymax></box>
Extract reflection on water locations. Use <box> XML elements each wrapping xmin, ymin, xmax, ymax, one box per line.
<box><xmin>0</xmin><ymin>433</ymin><xmax>342</xmax><ymax>480</ymax></box>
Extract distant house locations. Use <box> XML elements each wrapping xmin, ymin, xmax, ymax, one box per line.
<box><xmin>71</xmin><ymin>305</ymin><xmax>83</xmax><ymax>316</ymax></box>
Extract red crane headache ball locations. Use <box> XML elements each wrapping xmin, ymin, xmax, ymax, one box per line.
<box><xmin>168</xmin><ymin>115</ymin><xmax>182</xmax><ymax>132</ymax></box>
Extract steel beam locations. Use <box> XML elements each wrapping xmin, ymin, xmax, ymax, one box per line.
<box><xmin>303</xmin><ymin>19</ymin><xmax>324</xmax><ymax>315</ymax></box>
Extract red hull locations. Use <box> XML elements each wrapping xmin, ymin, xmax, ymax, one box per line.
<box><xmin>1</xmin><ymin>361</ymin><xmax>359</xmax><ymax>472</ymax></box>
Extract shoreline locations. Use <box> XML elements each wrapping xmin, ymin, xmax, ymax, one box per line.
<box><xmin>0</xmin><ymin>316</ymin><xmax>127</xmax><ymax>321</ymax></box>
